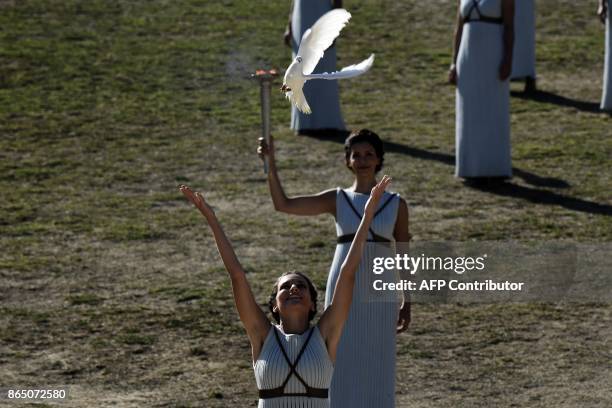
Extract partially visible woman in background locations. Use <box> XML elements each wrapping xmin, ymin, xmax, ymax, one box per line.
<box><xmin>511</xmin><ymin>0</ymin><xmax>536</xmax><ymax>93</ymax></box>
<box><xmin>284</xmin><ymin>0</ymin><xmax>346</xmax><ymax>135</ymax></box>
<box><xmin>599</xmin><ymin>0</ymin><xmax>612</xmax><ymax>111</ymax></box>
<box><xmin>449</xmin><ymin>0</ymin><xmax>515</xmax><ymax>181</ymax></box>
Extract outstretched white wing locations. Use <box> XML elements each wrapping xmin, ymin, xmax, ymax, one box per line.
<box><xmin>297</xmin><ymin>9</ymin><xmax>351</xmax><ymax>76</ymax></box>
<box><xmin>286</xmin><ymin>89</ymin><xmax>311</xmax><ymax>114</ymax></box>
<box><xmin>305</xmin><ymin>54</ymin><xmax>375</xmax><ymax>80</ymax></box>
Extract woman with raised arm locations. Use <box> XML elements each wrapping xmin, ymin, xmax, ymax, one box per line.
<box><xmin>179</xmin><ymin>176</ymin><xmax>391</xmax><ymax>408</ymax></box>
<box><xmin>258</xmin><ymin>129</ymin><xmax>410</xmax><ymax>407</ymax></box>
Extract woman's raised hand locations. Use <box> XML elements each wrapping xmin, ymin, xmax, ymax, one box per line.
<box><xmin>364</xmin><ymin>175</ymin><xmax>392</xmax><ymax>217</ymax></box>
<box><xmin>599</xmin><ymin>1</ymin><xmax>608</xmax><ymax>25</ymax></box>
<box><xmin>499</xmin><ymin>58</ymin><xmax>512</xmax><ymax>81</ymax></box>
<box><xmin>448</xmin><ymin>64</ymin><xmax>457</xmax><ymax>86</ymax></box>
<box><xmin>284</xmin><ymin>24</ymin><xmax>292</xmax><ymax>48</ymax></box>
<box><xmin>257</xmin><ymin>135</ymin><xmax>275</xmax><ymax>163</ymax></box>
<box><xmin>179</xmin><ymin>185</ymin><xmax>215</xmax><ymax>219</ymax></box>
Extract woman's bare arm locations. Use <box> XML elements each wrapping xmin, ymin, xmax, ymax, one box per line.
<box><xmin>179</xmin><ymin>186</ymin><xmax>270</xmax><ymax>360</ymax></box>
<box><xmin>599</xmin><ymin>0</ymin><xmax>608</xmax><ymax>24</ymax></box>
<box><xmin>284</xmin><ymin>0</ymin><xmax>294</xmax><ymax>47</ymax></box>
<box><xmin>258</xmin><ymin>135</ymin><xmax>336</xmax><ymax>216</ymax></box>
<box><xmin>393</xmin><ymin>197</ymin><xmax>411</xmax><ymax>333</ymax></box>
<box><xmin>449</xmin><ymin>1</ymin><xmax>464</xmax><ymax>85</ymax></box>
<box><xmin>499</xmin><ymin>0</ymin><xmax>515</xmax><ymax>80</ymax></box>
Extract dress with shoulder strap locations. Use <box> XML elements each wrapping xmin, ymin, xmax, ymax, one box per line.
<box><xmin>254</xmin><ymin>325</ymin><xmax>334</xmax><ymax>408</ymax></box>
<box><xmin>324</xmin><ymin>188</ymin><xmax>401</xmax><ymax>407</ymax></box>
<box><xmin>456</xmin><ymin>0</ymin><xmax>512</xmax><ymax>178</ymax></box>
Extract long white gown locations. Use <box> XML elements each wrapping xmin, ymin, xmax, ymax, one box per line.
<box><xmin>290</xmin><ymin>0</ymin><xmax>346</xmax><ymax>132</ymax></box>
<box><xmin>511</xmin><ymin>0</ymin><xmax>536</xmax><ymax>80</ymax></box>
<box><xmin>456</xmin><ymin>0</ymin><xmax>512</xmax><ymax>178</ymax></box>
<box><xmin>602</xmin><ymin>0</ymin><xmax>612</xmax><ymax>111</ymax></box>
<box><xmin>325</xmin><ymin>189</ymin><xmax>400</xmax><ymax>408</ymax></box>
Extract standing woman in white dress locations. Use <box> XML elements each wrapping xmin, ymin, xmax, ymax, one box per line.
<box><xmin>258</xmin><ymin>130</ymin><xmax>411</xmax><ymax>407</ymax></box>
<box><xmin>511</xmin><ymin>0</ymin><xmax>536</xmax><ymax>93</ymax></box>
<box><xmin>284</xmin><ymin>0</ymin><xmax>346</xmax><ymax>135</ymax></box>
<box><xmin>449</xmin><ymin>0</ymin><xmax>515</xmax><ymax>180</ymax></box>
<box><xmin>599</xmin><ymin>0</ymin><xmax>612</xmax><ymax>111</ymax></box>
<box><xmin>179</xmin><ymin>177</ymin><xmax>391</xmax><ymax>408</ymax></box>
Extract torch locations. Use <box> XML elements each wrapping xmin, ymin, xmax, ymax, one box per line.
<box><xmin>253</xmin><ymin>69</ymin><xmax>278</xmax><ymax>174</ymax></box>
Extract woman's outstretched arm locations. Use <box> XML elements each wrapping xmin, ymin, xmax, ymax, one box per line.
<box><xmin>449</xmin><ymin>0</ymin><xmax>464</xmax><ymax>85</ymax></box>
<box><xmin>499</xmin><ymin>0</ymin><xmax>515</xmax><ymax>80</ymax></box>
<box><xmin>258</xmin><ymin>135</ymin><xmax>336</xmax><ymax>216</ymax></box>
<box><xmin>394</xmin><ymin>198</ymin><xmax>411</xmax><ymax>333</ymax></box>
<box><xmin>599</xmin><ymin>0</ymin><xmax>608</xmax><ymax>25</ymax></box>
<box><xmin>179</xmin><ymin>185</ymin><xmax>270</xmax><ymax>359</ymax></box>
<box><xmin>317</xmin><ymin>175</ymin><xmax>392</xmax><ymax>361</ymax></box>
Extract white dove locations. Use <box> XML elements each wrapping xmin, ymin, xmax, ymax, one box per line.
<box><xmin>281</xmin><ymin>9</ymin><xmax>375</xmax><ymax>114</ymax></box>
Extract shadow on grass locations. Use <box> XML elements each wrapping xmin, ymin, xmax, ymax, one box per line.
<box><xmin>510</xmin><ymin>168</ymin><xmax>571</xmax><ymax>189</ymax></box>
<box><xmin>466</xmin><ymin>181</ymin><xmax>612</xmax><ymax>216</ymax></box>
<box><xmin>301</xmin><ymin>132</ymin><xmax>612</xmax><ymax>216</ymax></box>
<box><xmin>510</xmin><ymin>90</ymin><xmax>602</xmax><ymax>113</ymax></box>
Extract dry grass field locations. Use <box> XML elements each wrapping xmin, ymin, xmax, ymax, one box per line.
<box><xmin>1</xmin><ymin>0</ymin><xmax>611</xmax><ymax>407</ymax></box>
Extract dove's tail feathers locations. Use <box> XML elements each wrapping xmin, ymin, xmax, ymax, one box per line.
<box><xmin>288</xmin><ymin>89</ymin><xmax>312</xmax><ymax>114</ymax></box>
<box><xmin>305</xmin><ymin>53</ymin><xmax>375</xmax><ymax>81</ymax></box>
<box><xmin>343</xmin><ymin>53</ymin><xmax>375</xmax><ymax>74</ymax></box>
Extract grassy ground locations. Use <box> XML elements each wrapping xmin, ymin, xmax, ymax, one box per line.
<box><xmin>1</xmin><ymin>0</ymin><xmax>611</xmax><ymax>407</ymax></box>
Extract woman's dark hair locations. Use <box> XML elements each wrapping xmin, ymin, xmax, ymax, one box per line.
<box><xmin>268</xmin><ymin>271</ymin><xmax>318</xmax><ymax>323</ymax></box>
<box><xmin>344</xmin><ymin>129</ymin><xmax>385</xmax><ymax>173</ymax></box>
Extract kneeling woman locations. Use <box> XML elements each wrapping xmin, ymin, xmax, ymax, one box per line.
<box><xmin>179</xmin><ymin>176</ymin><xmax>391</xmax><ymax>408</ymax></box>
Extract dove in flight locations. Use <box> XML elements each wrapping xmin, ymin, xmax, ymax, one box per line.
<box><xmin>281</xmin><ymin>9</ymin><xmax>375</xmax><ymax>114</ymax></box>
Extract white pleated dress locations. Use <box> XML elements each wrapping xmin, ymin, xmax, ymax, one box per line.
<box><xmin>456</xmin><ymin>0</ymin><xmax>512</xmax><ymax>178</ymax></box>
<box><xmin>254</xmin><ymin>326</ymin><xmax>334</xmax><ymax>408</ymax></box>
<box><xmin>602</xmin><ymin>0</ymin><xmax>612</xmax><ymax>111</ymax></box>
<box><xmin>290</xmin><ymin>0</ymin><xmax>345</xmax><ymax>132</ymax></box>
<box><xmin>511</xmin><ymin>0</ymin><xmax>536</xmax><ymax>80</ymax></box>
<box><xmin>325</xmin><ymin>189</ymin><xmax>400</xmax><ymax>408</ymax></box>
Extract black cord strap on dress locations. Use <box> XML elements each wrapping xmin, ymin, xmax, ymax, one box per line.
<box><xmin>339</xmin><ymin>189</ymin><xmax>396</xmax><ymax>218</ymax></box>
<box><xmin>337</xmin><ymin>189</ymin><xmax>396</xmax><ymax>243</ymax></box>
<box><xmin>276</xmin><ymin>327</ymin><xmax>313</xmax><ymax>391</ymax></box>
<box><xmin>258</xmin><ymin>327</ymin><xmax>329</xmax><ymax>399</ymax></box>
<box><xmin>375</xmin><ymin>192</ymin><xmax>397</xmax><ymax>217</ymax></box>
<box><xmin>336</xmin><ymin>234</ymin><xmax>390</xmax><ymax>244</ymax></box>
<box><xmin>463</xmin><ymin>0</ymin><xmax>503</xmax><ymax>25</ymax></box>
